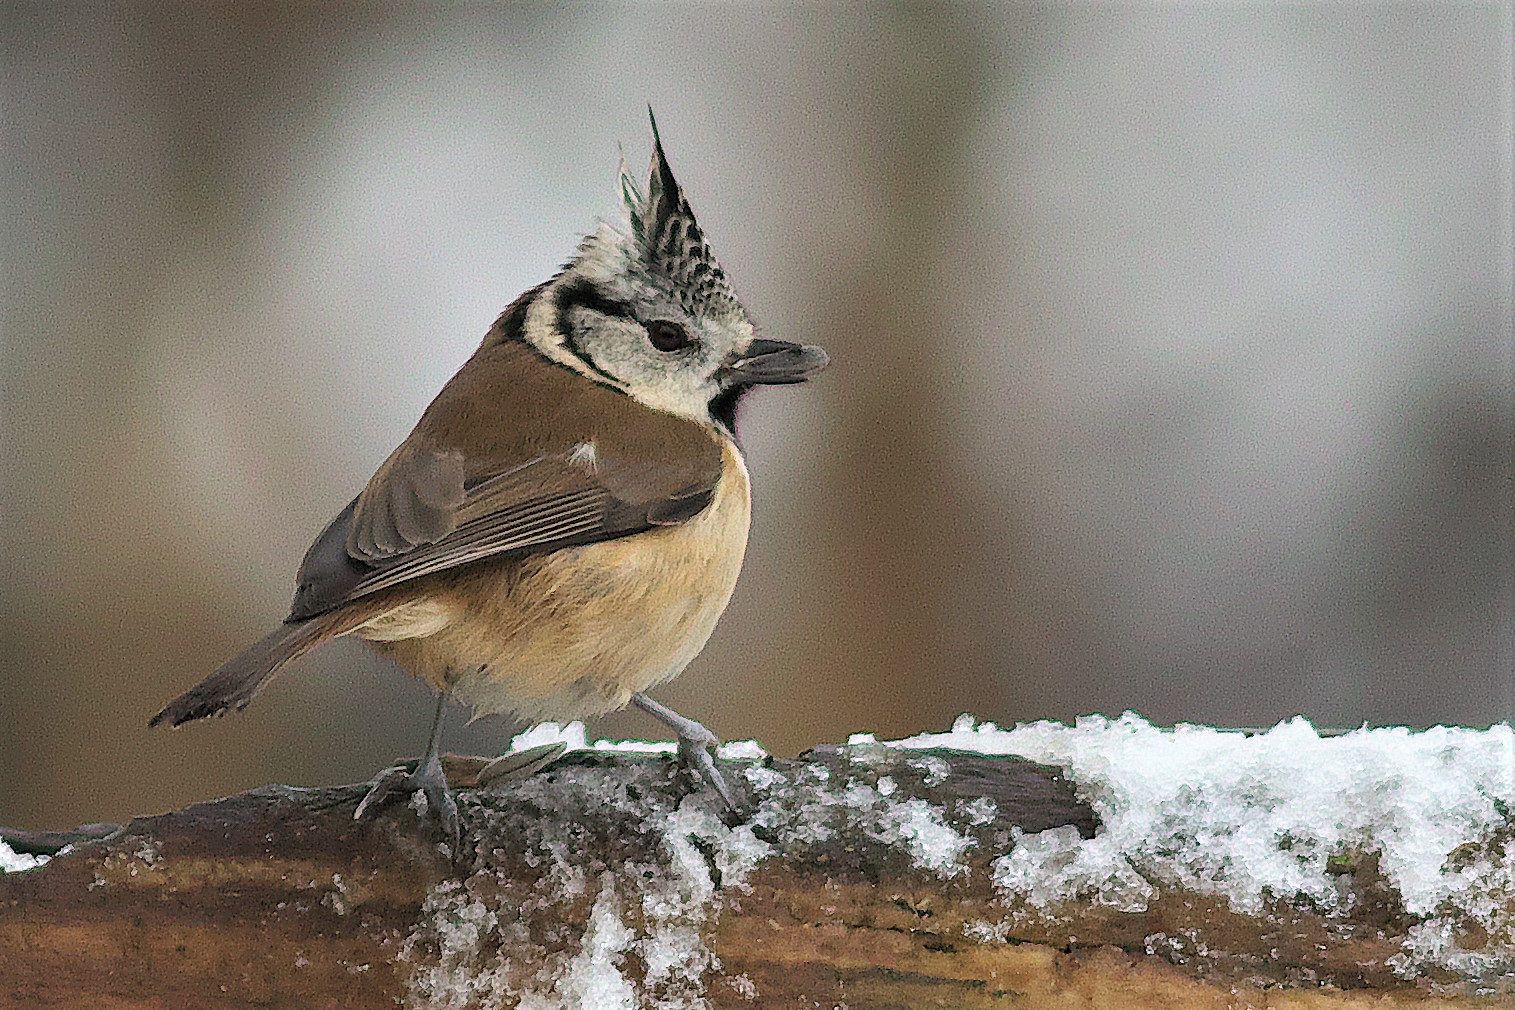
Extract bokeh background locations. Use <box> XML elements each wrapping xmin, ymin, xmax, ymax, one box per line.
<box><xmin>3</xmin><ymin>4</ymin><xmax>1511</xmax><ymax>829</ymax></box>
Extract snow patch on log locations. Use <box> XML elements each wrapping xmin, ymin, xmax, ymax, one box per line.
<box><xmin>504</xmin><ymin>721</ymin><xmax>768</xmax><ymax>760</ymax></box>
<box><xmin>401</xmin><ymin>784</ymin><xmax>764</xmax><ymax>1009</ymax></box>
<box><xmin>881</xmin><ymin>713</ymin><xmax>1515</xmax><ymax>985</ymax></box>
<box><xmin>0</xmin><ymin>837</ymin><xmax>46</xmax><ymax>874</ymax></box>
<box><xmin>398</xmin><ymin>726</ymin><xmax>986</xmax><ymax>1008</ymax></box>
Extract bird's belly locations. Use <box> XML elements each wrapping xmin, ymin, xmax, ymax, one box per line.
<box><xmin>359</xmin><ymin>446</ymin><xmax>751</xmax><ymax>722</ymax></box>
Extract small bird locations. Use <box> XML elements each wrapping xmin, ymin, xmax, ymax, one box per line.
<box><xmin>150</xmin><ymin>112</ymin><xmax>827</xmax><ymax>849</ymax></box>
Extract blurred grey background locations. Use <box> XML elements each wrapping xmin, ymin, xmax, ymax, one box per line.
<box><xmin>2</xmin><ymin>3</ymin><xmax>1511</xmax><ymax>828</ymax></box>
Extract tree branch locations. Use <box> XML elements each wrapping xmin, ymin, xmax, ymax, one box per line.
<box><xmin>0</xmin><ymin>740</ymin><xmax>1510</xmax><ymax>1008</ymax></box>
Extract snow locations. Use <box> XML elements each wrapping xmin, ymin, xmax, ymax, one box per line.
<box><xmin>399</xmin><ymin>711</ymin><xmax>1515</xmax><ymax>1000</ymax></box>
<box><xmin>509</xmin><ymin>721</ymin><xmax>590</xmax><ymax>752</ymax></box>
<box><xmin>883</xmin><ymin>713</ymin><xmax>1515</xmax><ymax>982</ymax></box>
<box><xmin>714</xmin><ymin>740</ymin><xmax>767</xmax><ymax>761</ymax></box>
<box><xmin>504</xmin><ymin>722</ymin><xmax>767</xmax><ymax>760</ymax></box>
<box><xmin>405</xmin><ymin>723</ymin><xmax>977</xmax><ymax>1007</ymax></box>
<box><xmin>0</xmin><ymin>838</ymin><xmax>46</xmax><ymax>874</ymax></box>
<box><xmin>543</xmin><ymin>884</ymin><xmax>638</xmax><ymax>1010</ymax></box>
<box><xmin>403</xmin><ymin>757</ymin><xmax>774</xmax><ymax>1010</ymax></box>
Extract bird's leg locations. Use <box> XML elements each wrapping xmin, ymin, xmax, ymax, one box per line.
<box><xmin>632</xmin><ymin>693</ymin><xmax>745</xmax><ymax>816</ymax></box>
<box><xmin>354</xmin><ymin>691</ymin><xmax>461</xmax><ymax>852</ymax></box>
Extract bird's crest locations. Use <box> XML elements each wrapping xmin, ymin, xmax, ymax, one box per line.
<box><xmin>616</xmin><ymin>109</ymin><xmax>742</xmax><ymax>321</ymax></box>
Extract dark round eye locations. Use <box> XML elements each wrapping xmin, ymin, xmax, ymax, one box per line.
<box><xmin>645</xmin><ymin>319</ymin><xmax>694</xmax><ymax>353</ymax></box>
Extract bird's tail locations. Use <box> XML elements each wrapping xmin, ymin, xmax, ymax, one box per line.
<box><xmin>148</xmin><ymin>609</ymin><xmax>368</xmax><ymax>728</ymax></box>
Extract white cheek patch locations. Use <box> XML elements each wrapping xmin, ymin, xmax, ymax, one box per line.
<box><xmin>624</xmin><ymin>373</ymin><xmax>720</xmax><ymax>423</ymax></box>
<box><xmin>523</xmin><ymin>291</ymin><xmax>587</xmax><ymax>375</ymax></box>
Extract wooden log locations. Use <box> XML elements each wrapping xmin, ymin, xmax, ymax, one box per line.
<box><xmin>0</xmin><ymin>742</ymin><xmax>1510</xmax><ymax>1009</ymax></box>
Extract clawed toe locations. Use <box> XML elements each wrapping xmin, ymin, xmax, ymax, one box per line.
<box><xmin>678</xmin><ymin>736</ymin><xmax>746</xmax><ymax>818</ymax></box>
<box><xmin>353</xmin><ymin>765</ymin><xmax>410</xmax><ymax>821</ymax></box>
<box><xmin>354</xmin><ymin>759</ymin><xmax>461</xmax><ymax>854</ymax></box>
<box><xmin>631</xmin><ymin>693</ymin><xmax>749</xmax><ymax>818</ymax></box>
<box><xmin>419</xmin><ymin>777</ymin><xmax>461</xmax><ymax>854</ymax></box>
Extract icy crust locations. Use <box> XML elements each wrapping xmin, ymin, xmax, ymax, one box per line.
<box><xmin>884</xmin><ymin>714</ymin><xmax>1515</xmax><ymax>985</ymax></box>
<box><xmin>401</xmin><ymin>770</ymin><xmax>761</xmax><ymax>1010</ymax></box>
<box><xmin>400</xmin><ymin>726</ymin><xmax>988</xmax><ymax>1009</ymax></box>
<box><xmin>505</xmin><ymin>721</ymin><xmax>764</xmax><ymax>761</ymax></box>
<box><xmin>0</xmin><ymin>838</ymin><xmax>47</xmax><ymax>874</ymax></box>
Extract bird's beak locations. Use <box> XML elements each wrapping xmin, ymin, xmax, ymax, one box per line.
<box><xmin>721</xmin><ymin>339</ymin><xmax>830</xmax><ymax>388</ymax></box>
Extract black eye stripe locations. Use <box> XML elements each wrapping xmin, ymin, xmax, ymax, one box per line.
<box><xmin>645</xmin><ymin>319</ymin><xmax>694</xmax><ymax>352</ymax></box>
<box><xmin>554</xmin><ymin>279</ymin><xmax>696</xmax><ymax>363</ymax></box>
<box><xmin>557</xmin><ymin>278</ymin><xmax>635</xmax><ymax>322</ymax></box>
<box><xmin>554</xmin><ymin>279</ymin><xmax>629</xmax><ymax>388</ymax></box>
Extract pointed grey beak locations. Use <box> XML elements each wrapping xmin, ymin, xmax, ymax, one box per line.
<box><xmin>722</xmin><ymin>339</ymin><xmax>829</xmax><ymax>387</ymax></box>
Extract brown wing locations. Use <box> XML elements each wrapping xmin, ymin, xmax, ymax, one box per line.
<box><xmin>286</xmin><ymin>339</ymin><xmax>724</xmax><ymax>622</ymax></box>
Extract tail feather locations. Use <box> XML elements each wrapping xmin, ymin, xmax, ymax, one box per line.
<box><xmin>149</xmin><ymin>615</ymin><xmax>347</xmax><ymax>728</ymax></box>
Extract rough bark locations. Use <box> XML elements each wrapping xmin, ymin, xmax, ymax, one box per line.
<box><xmin>0</xmin><ymin>746</ymin><xmax>1508</xmax><ymax>1009</ymax></box>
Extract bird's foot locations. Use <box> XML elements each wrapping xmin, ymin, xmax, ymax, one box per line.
<box><xmin>353</xmin><ymin>752</ymin><xmax>461</xmax><ymax>854</ymax></box>
<box><xmin>476</xmin><ymin>741</ymin><xmax>569</xmax><ymax>787</ymax></box>
<box><xmin>675</xmin><ymin>723</ymin><xmax>747</xmax><ymax>819</ymax></box>
<box><xmin>631</xmin><ymin>693</ymin><xmax>749</xmax><ymax>818</ymax></box>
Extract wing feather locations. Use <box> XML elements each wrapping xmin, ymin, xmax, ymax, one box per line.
<box><xmin>285</xmin><ymin>338</ymin><xmax>727</xmax><ymax>622</ymax></box>
<box><xmin>289</xmin><ymin>451</ymin><xmax>718</xmax><ymax>621</ymax></box>
<box><xmin>358</xmin><ymin>489</ymin><xmax>608</xmax><ymax>585</ymax></box>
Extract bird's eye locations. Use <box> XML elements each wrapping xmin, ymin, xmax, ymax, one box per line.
<box><xmin>645</xmin><ymin>320</ymin><xmax>694</xmax><ymax>353</ymax></box>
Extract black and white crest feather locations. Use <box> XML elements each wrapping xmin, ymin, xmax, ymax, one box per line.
<box><xmin>618</xmin><ymin>110</ymin><xmax>743</xmax><ymax>322</ymax></box>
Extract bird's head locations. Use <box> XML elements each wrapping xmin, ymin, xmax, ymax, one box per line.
<box><xmin>521</xmin><ymin>112</ymin><xmax>828</xmax><ymax>431</ymax></box>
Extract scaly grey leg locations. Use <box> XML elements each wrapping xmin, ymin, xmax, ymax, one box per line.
<box><xmin>632</xmin><ymin>693</ymin><xmax>744</xmax><ymax>815</ymax></box>
<box><xmin>354</xmin><ymin>691</ymin><xmax>461</xmax><ymax>853</ymax></box>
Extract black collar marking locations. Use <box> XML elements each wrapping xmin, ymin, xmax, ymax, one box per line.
<box><xmin>555</xmin><ymin>278</ymin><xmax>634</xmax><ymax>391</ymax></box>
